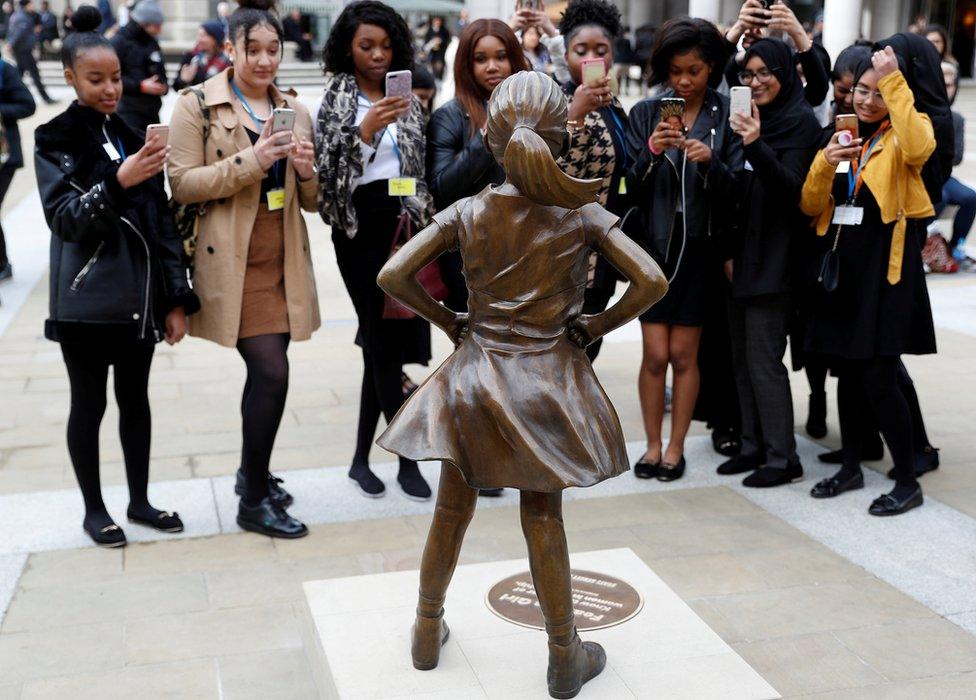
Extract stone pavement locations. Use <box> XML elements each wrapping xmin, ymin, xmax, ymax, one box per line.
<box><xmin>1</xmin><ymin>83</ymin><xmax>976</xmax><ymax>697</ymax></box>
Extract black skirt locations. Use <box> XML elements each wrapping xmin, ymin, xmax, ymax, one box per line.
<box><xmin>640</xmin><ymin>221</ymin><xmax>709</xmax><ymax>326</ymax></box>
<box><xmin>331</xmin><ymin>180</ymin><xmax>432</xmax><ymax>366</ymax></box>
<box><xmin>801</xmin><ymin>187</ymin><xmax>935</xmax><ymax>360</ymax></box>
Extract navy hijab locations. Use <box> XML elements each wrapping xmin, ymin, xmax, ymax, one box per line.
<box><xmin>743</xmin><ymin>38</ymin><xmax>823</xmax><ymax>153</ymax></box>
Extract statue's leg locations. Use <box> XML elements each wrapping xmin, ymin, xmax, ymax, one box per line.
<box><xmin>520</xmin><ymin>490</ymin><xmax>607</xmax><ymax>699</ymax></box>
<box><xmin>412</xmin><ymin>461</ymin><xmax>477</xmax><ymax>670</ymax></box>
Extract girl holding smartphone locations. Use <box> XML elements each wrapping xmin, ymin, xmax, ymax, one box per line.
<box><xmin>315</xmin><ymin>0</ymin><xmax>434</xmax><ymax>501</ymax></box>
<box><xmin>168</xmin><ymin>0</ymin><xmax>319</xmax><ymax>539</ymax></box>
<box><xmin>35</xmin><ymin>5</ymin><xmax>198</xmax><ymax>547</ymax></box>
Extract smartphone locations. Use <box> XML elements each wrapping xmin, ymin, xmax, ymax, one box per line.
<box><xmin>581</xmin><ymin>57</ymin><xmax>606</xmax><ymax>87</ymax></box>
<box><xmin>145</xmin><ymin>123</ymin><xmax>169</xmax><ymax>146</ymax></box>
<box><xmin>660</xmin><ymin>97</ymin><xmax>686</xmax><ymax>132</ymax></box>
<box><xmin>271</xmin><ymin>108</ymin><xmax>296</xmax><ymax>134</ymax></box>
<box><xmin>385</xmin><ymin>69</ymin><xmax>412</xmax><ymax>100</ymax></box>
<box><xmin>517</xmin><ymin>0</ymin><xmax>539</xmax><ymax>10</ymax></box>
<box><xmin>730</xmin><ymin>86</ymin><xmax>752</xmax><ymax>117</ymax></box>
<box><xmin>835</xmin><ymin>113</ymin><xmax>858</xmax><ymax>145</ymax></box>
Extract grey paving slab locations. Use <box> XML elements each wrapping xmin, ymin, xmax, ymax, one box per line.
<box><xmin>0</xmin><ymin>554</ymin><xmax>26</xmax><ymax>625</ymax></box>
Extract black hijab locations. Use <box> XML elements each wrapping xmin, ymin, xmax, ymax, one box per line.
<box><xmin>743</xmin><ymin>38</ymin><xmax>822</xmax><ymax>152</ymax></box>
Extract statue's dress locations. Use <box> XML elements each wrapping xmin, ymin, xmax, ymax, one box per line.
<box><xmin>377</xmin><ymin>187</ymin><xmax>629</xmax><ymax>492</ymax></box>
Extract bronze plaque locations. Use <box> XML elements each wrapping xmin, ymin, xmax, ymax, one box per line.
<box><xmin>485</xmin><ymin>569</ymin><xmax>644</xmax><ymax>631</ymax></box>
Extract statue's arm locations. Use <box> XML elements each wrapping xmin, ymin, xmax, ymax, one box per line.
<box><xmin>377</xmin><ymin>223</ymin><xmax>465</xmax><ymax>343</ymax></box>
<box><xmin>569</xmin><ymin>226</ymin><xmax>668</xmax><ymax>346</ymax></box>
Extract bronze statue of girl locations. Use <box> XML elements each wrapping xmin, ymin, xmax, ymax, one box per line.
<box><xmin>377</xmin><ymin>71</ymin><xmax>667</xmax><ymax>699</ymax></box>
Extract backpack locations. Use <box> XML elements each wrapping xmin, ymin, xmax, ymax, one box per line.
<box><xmin>170</xmin><ymin>87</ymin><xmax>211</xmax><ymax>269</ymax></box>
<box><xmin>877</xmin><ymin>34</ymin><xmax>955</xmax><ymax>205</ymax></box>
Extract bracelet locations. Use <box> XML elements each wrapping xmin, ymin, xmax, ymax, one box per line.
<box><xmin>566</xmin><ymin>119</ymin><xmax>582</xmax><ymax>135</ymax></box>
<box><xmin>648</xmin><ymin>139</ymin><xmax>663</xmax><ymax>157</ymax></box>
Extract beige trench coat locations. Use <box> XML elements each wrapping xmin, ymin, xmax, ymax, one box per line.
<box><xmin>167</xmin><ymin>68</ymin><xmax>321</xmax><ymax>348</ymax></box>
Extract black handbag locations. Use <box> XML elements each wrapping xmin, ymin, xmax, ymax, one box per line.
<box><xmin>818</xmin><ymin>224</ymin><xmax>843</xmax><ymax>292</ymax></box>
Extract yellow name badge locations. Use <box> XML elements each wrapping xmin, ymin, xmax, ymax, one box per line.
<box><xmin>388</xmin><ymin>177</ymin><xmax>417</xmax><ymax>197</ymax></box>
<box><xmin>266</xmin><ymin>188</ymin><xmax>285</xmax><ymax>211</ymax></box>
<box><xmin>618</xmin><ymin>178</ymin><xmax>628</xmax><ymax>195</ymax></box>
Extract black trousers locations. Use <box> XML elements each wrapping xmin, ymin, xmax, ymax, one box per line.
<box><xmin>0</xmin><ymin>165</ymin><xmax>15</xmax><ymax>268</ymax></box>
<box><xmin>728</xmin><ymin>293</ymin><xmax>798</xmax><ymax>469</ymax></box>
<box><xmin>14</xmin><ymin>49</ymin><xmax>51</xmax><ymax>102</ymax></box>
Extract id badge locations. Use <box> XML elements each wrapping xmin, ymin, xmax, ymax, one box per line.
<box><xmin>102</xmin><ymin>141</ymin><xmax>122</xmax><ymax>162</ymax></box>
<box><xmin>618</xmin><ymin>178</ymin><xmax>627</xmax><ymax>195</ymax></box>
<box><xmin>266</xmin><ymin>188</ymin><xmax>285</xmax><ymax>211</ymax></box>
<box><xmin>388</xmin><ymin>177</ymin><xmax>417</xmax><ymax>197</ymax></box>
<box><xmin>835</xmin><ymin>160</ymin><xmax>852</xmax><ymax>174</ymax></box>
<box><xmin>832</xmin><ymin>205</ymin><xmax>864</xmax><ymax>226</ymax></box>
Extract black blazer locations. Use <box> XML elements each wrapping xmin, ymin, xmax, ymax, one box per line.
<box><xmin>35</xmin><ymin>102</ymin><xmax>198</xmax><ymax>343</ymax></box>
<box><xmin>0</xmin><ymin>58</ymin><xmax>36</xmax><ymax>169</ymax></box>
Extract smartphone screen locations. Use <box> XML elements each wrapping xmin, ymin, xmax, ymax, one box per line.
<box><xmin>581</xmin><ymin>58</ymin><xmax>606</xmax><ymax>86</ymax></box>
<box><xmin>660</xmin><ymin>97</ymin><xmax>686</xmax><ymax>132</ymax></box>
<box><xmin>145</xmin><ymin>124</ymin><xmax>169</xmax><ymax>146</ymax></box>
<box><xmin>385</xmin><ymin>69</ymin><xmax>412</xmax><ymax>99</ymax></box>
<box><xmin>271</xmin><ymin>108</ymin><xmax>296</xmax><ymax>134</ymax></box>
<box><xmin>730</xmin><ymin>86</ymin><xmax>752</xmax><ymax>117</ymax></box>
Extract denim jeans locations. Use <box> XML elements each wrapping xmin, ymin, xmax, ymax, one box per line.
<box><xmin>936</xmin><ymin>176</ymin><xmax>976</xmax><ymax>249</ymax></box>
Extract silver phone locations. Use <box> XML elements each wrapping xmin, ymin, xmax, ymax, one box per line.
<box><xmin>730</xmin><ymin>86</ymin><xmax>752</xmax><ymax>117</ymax></box>
<box><xmin>271</xmin><ymin>108</ymin><xmax>296</xmax><ymax>133</ymax></box>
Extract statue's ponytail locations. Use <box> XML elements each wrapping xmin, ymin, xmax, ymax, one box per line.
<box><xmin>504</xmin><ymin>126</ymin><xmax>601</xmax><ymax>209</ymax></box>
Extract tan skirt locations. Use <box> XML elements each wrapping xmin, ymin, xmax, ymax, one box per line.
<box><xmin>239</xmin><ymin>204</ymin><xmax>290</xmax><ymax>339</ymax></box>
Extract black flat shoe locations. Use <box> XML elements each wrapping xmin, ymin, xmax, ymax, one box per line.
<box><xmin>237</xmin><ymin>497</ymin><xmax>308</xmax><ymax>538</ymax></box>
<box><xmin>711</xmin><ymin>428</ymin><xmax>741</xmax><ymax>457</ymax></box>
<box><xmin>235</xmin><ymin>469</ymin><xmax>294</xmax><ymax>508</ymax></box>
<box><xmin>887</xmin><ymin>446</ymin><xmax>940</xmax><ymax>479</ymax></box>
<box><xmin>818</xmin><ymin>443</ymin><xmax>885</xmax><ymax>464</ymax></box>
<box><xmin>478</xmin><ymin>488</ymin><xmax>504</xmax><ymax>497</ymax></box>
<box><xmin>127</xmin><ymin>509</ymin><xmax>184</xmax><ymax>533</ymax></box>
<box><xmin>810</xmin><ymin>470</ymin><xmax>864</xmax><ymax>499</ymax></box>
<box><xmin>349</xmin><ymin>466</ymin><xmax>386</xmax><ymax>498</ymax></box>
<box><xmin>717</xmin><ymin>452</ymin><xmax>764</xmax><ymax>475</ymax></box>
<box><xmin>398</xmin><ymin>470</ymin><xmax>432</xmax><ymax>501</ymax></box>
<box><xmin>743</xmin><ymin>462</ymin><xmax>803</xmax><ymax>488</ymax></box>
<box><xmin>805</xmin><ymin>392</ymin><xmax>828</xmax><ymax>439</ymax></box>
<box><xmin>657</xmin><ymin>456</ymin><xmax>685</xmax><ymax>482</ymax></box>
<box><xmin>83</xmin><ymin>522</ymin><xmax>126</xmax><ymax>548</ymax></box>
<box><xmin>633</xmin><ymin>458</ymin><xmax>659</xmax><ymax>479</ymax></box>
<box><xmin>869</xmin><ymin>488</ymin><xmax>923</xmax><ymax>516</ymax></box>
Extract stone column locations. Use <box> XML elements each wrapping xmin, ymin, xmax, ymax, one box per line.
<box><xmin>822</xmin><ymin>0</ymin><xmax>863</xmax><ymax>62</ymax></box>
<box><xmin>688</xmin><ymin>0</ymin><xmax>721</xmax><ymax>23</ymax></box>
<box><xmin>158</xmin><ymin>0</ymin><xmax>209</xmax><ymax>44</ymax></box>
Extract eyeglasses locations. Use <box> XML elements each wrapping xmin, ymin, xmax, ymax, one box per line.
<box><xmin>738</xmin><ymin>68</ymin><xmax>774</xmax><ymax>85</ymax></box>
<box><xmin>853</xmin><ymin>86</ymin><xmax>885</xmax><ymax>104</ymax></box>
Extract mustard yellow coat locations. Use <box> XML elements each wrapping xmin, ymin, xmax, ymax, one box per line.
<box><xmin>167</xmin><ymin>68</ymin><xmax>321</xmax><ymax>348</ymax></box>
<box><xmin>800</xmin><ymin>70</ymin><xmax>936</xmax><ymax>284</ymax></box>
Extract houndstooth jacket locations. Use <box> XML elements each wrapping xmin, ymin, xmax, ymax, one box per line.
<box><xmin>314</xmin><ymin>72</ymin><xmax>433</xmax><ymax>238</ymax></box>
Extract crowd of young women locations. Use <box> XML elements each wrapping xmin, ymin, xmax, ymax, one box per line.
<box><xmin>36</xmin><ymin>0</ymin><xmax>949</xmax><ymax>546</ymax></box>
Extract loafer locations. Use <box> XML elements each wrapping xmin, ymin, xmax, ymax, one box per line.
<box><xmin>237</xmin><ymin>497</ymin><xmax>308</xmax><ymax>538</ymax></box>
<box><xmin>127</xmin><ymin>508</ymin><xmax>184</xmax><ymax>532</ymax></box>
<box><xmin>478</xmin><ymin>488</ymin><xmax>504</xmax><ymax>497</ymax></box>
<box><xmin>633</xmin><ymin>458</ymin><xmax>659</xmax><ymax>479</ymax></box>
<box><xmin>810</xmin><ymin>470</ymin><xmax>864</xmax><ymax>499</ymax></box>
<box><xmin>657</xmin><ymin>455</ymin><xmax>685</xmax><ymax>482</ymax></box>
<box><xmin>743</xmin><ymin>462</ymin><xmax>803</xmax><ymax>488</ymax></box>
<box><xmin>398</xmin><ymin>469</ymin><xmax>432</xmax><ymax>501</ymax></box>
<box><xmin>869</xmin><ymin>487</ymin><xmax>923</xmax><ymax>516</ymax></box>
<box><xmin>711</xmin><ymin>428</ymin><xmax>741</xmax><ymax>457</ymax></box>
<box><xmin>717</xmin><ymin>452</ymin><xmax>764</xmax><ymax>475</ymax></box>
<box><xmin>235</xmin><ymin>469</ymin><xmax>294</xmax><ymax>508</ymax></box>
<box><xmin>83</xmin><ymin>521</ymin><xmax>126</xmax><ymax>548</ymax></box>
<box><xmin>349</xmin><ymin>466</ymin><xmax>386</xmax><ymax>498</ymax></box>
<box><xmin>818</xmin><ymin>442</ymin><xmax>884</xmax><ymax>464</ymax></box>
<box><xmin>887</xmin><ymin>446</ymin><xmax>940</xmax><ymax>479</ymax></box>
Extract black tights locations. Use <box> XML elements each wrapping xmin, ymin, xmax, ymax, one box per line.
<box><xmin>237</xmin><ymin>333</ymin><xmax>290</xmax><ymax>505</ymax></box>
<box><xmin>353</xmin><ymin>348</ymin><xmax>419</xmax><ymax>477</ymax></box>
<box><xmin>838</xmin><ymin>357</ymin><xmax>920</xmax><ymax>493</ymax></box>
<box><xmin>61</xmin><ymin>342</ymin><xmax>158</xmax><ymax>529</ymax></box>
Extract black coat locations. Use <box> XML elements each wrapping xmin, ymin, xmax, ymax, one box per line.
<box><xmin>426</xmin><ymin>98</ymin><xmax>504</xmax><ymax>211</ymax></box>
<box><xmin>111</xmin><ymin>22</ymin><xmax>168</xmax><ymax>124</ymax></box>
<box><xmin>0</xmin><ymin>58</ymin><xmax>36</xmax><ymax>169</ymax></box>
<box><xmin>35</xmin><ymin>102</ymin><xmax>198</xmax><ymax>344</ymax></box>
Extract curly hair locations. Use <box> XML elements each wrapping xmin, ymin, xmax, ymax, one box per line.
<box><xmin>650</xmin><ymin>17</ymin><xmax>726</xmax><ymax>86</ymax></box>
<box><xmin>558</xmin><ymin>0</ymin><xmax>622</xmax><ymax>43</ymax></box>
<box><xmin>323</xmin><ymin>0</ymin><xmax>414</xmax><ymax>76</ymax></box>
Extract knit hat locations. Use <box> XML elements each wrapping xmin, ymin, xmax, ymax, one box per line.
<box><xmin>201</xmin><ymin>19</ymin><xmax>225</xmax><ymax>44</ymax></box>
<box><xmin>131</xmin><ymin>0</ymin><xmax>165</xmax><ymax>26</ymax></box>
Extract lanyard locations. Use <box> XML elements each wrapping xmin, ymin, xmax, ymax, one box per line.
<box><xmin>606</xmin><ymin>107</ymin><xmax>630</xmax><ymax>171</ymax></box>
<box><xmin>102</xmin><ymin>124</ymin><xmax>125</xmax><ymax>161</ymax></box>
<box><xmin>231</xmin><ymin>79</ymin><xmax>282</xmax><ymax>185</ymax></box>
<box><xmin>847</xmin><ymin>120</ymin><xmax>890</xmax><ymax>202</ymax></box>
<box><xmin>358</xmin><ymin>93</ymin><xmax>403</xmax><ymax>166</ymax></box>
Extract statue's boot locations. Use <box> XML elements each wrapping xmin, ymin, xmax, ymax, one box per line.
<box><xmin>411</xmin><ymin>603</ymin><xmax>450</xmax><ymax>670</ymax></box>
<box><xmin>546</xmin><ymin>630</ymin><xmax>607</xmax><ymax>699</ymax></box>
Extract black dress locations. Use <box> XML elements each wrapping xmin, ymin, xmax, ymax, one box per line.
<box><xmin>803</xmin><ymin>177</ymin><xmax>936</xmax><ymax>360</ymax></box>
<box><xmin>332</xmin><ymin>179</ymin><xmax>432</xmax><ymax>366</ymax></box>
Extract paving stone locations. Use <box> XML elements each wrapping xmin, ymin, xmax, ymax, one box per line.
<box><xmin>18</xmin><ymin>547</ymin><xmax>122</xmax><ymax>586</ymax></box>
<box><xmin>123</xmin><ymin>532</ymin><xmax>276</xmax><ymax>574</ymax></box>
<box><xmin>795</xmin><ymin>671</ymin><xmax>976</xmax><ymax>699</ymax></box>
<box><xmin>0</xmin><ymin>685</ymin><xmax>21</xmax><ymax>700</ymax></box>
<box><xmin>272</xmin><ymin>516</ymin><xmax>425</xmax><ymax>561</ymax></box>
<box><xmin>19</xmin><ymin>659</ymin><xmax>217</xmax><ymax>700</ymax></box>
<box><xmin>125</xmin><ymin>604</ymin><xmax>302</xmax><ymax>665</ymax></box>
<box><xmin>217</xmin><ymin>648</ymin><xmax>317</xmax><ymax>700</ymax></box>
<box><xmin>0</xmin><ymin>622</ymin><xmax>123</xmax><ymax>684</ymax></box>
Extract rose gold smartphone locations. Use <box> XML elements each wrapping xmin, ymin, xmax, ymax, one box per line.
<box><xmin>581</xmin><ymin>57</ymin><xmax>606</xmax><ymax>86</ymax></box>
<box><xmin>145</xmin><ymin>123</ymin><xmax>169</xmax><ymax>146</ymax></box>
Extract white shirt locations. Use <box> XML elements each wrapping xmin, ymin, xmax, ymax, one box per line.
<box><xmin>354</xmin><ymin>94</ymin><xmax>401</xmax><ymax>189</ymax></box>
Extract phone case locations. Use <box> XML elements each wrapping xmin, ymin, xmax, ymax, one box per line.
<box><xmin>730</xmin><ymin>87</ymin><xmax>751</xmax><ymax>116</ymax></box>
<box><xmin>659</xmin><ymin>98</ymin><xmax>685</xmax><ymax>124</ymax></box>
<box><xmin>386</xmin><ymin>71</ymin><xmax>412</xmax><ymax>99</ymax></box>
<box><xmin>581</xmin><ymin>60</ymin><xmax>605</xmax><ymax>86</ymax></box>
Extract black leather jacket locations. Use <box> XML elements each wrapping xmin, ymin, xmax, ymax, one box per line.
<box><xmin>426</xmin><ymin>98</ymin><xmax>505</xmax><ymax>211</ymax></box>
<box><xmin>625</xmin><ymin>89</ymin><xmax>743</xmax><ymax>259</ymax></box>
<box><xmin>35</xmin><ymin>102</ymin><xmax>198</xmax><ymax>343</ymax></box>
<box><xmin>0</xmin><ymin>59</ymin><xmax>35</xmax><ymax>169</ymax></box>
<box><xmin>111</xmin><ymin>22</ymin><xmax>168</xmax><ymax>123</ymax></box>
